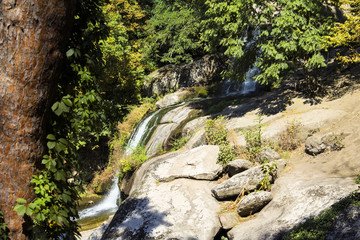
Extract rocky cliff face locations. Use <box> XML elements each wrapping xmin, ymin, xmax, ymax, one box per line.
<box><xmin>143</xmin><ymin>54</ymin><xmax>225</xmax><ymax>96</ymax></box>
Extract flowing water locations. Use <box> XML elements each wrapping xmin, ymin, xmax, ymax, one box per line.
<box><xmin>221</xmin><ymin>65</ymin><xmax>259</xmax><ymax>96</ymax></box>
<box><xmin>78</xmin><ymin>104</ymin><xmax>177</xmax><ymax>230</ymax></box>
<box><xmin>78</xmin><ymin>177</ymin><xmax>120</xmax><ymax>220</ymax></box>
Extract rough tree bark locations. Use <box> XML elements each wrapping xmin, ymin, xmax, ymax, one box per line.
<box><xmin>0</xmin><ymin>0</ymin><xmax>75</xmax><ymax>239</ymax></box>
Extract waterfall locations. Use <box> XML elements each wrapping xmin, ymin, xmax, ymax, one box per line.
<box><xmin>78</xmin><ymin>176</ymin><xmax>120</xmax><ymax>220</ymax></box>
<box><xmin>221</xmin><ymin>65</ymin><xmax>259</xmax><ymax>96</ymax></box>
<box><xmin>126</xmin><ymin>108</ymin><xmax>162</xmax><ymax>154</ymax></box>
<box><xmin>78</xmin><ymin>107</ymin><xmax>172</xmax><ymax>223</ymax></box>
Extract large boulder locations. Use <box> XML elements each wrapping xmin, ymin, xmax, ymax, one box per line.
<box><xmin>152</xmin><ymin>145</ymin><xmax>222</xmax><ymax>181</ymax></box>
<box><xmin>211</xmin><ymin>165</ymin><xmax>272</xmax><ymax>200</ymax></box>
<box><xmin>227</xmin><ymin>177</ymin><xmax>358</xmax><ymax>240</ymax></box>
<box><xmin>143</xmin><ymin>54</ymin><xmax>225</xmax><ymax>96</ymax></box>
<box><xmin>227</xmin><ymin>159</ymin><xmax>255</xmax><ymax>177</ymax></box>
<box><xmin>237</xmin><ymin>191</ymin><xmax>273</xmax><ymax>217</ymax></box>
<box><xmin>101</xmin><ymin>146</ymin><xmax>222</xmax><ymax>240</ymax></box>
<box><xmin>155</xmin><ymin>90</ymin><xmax>189</xmax><ymax>108</ymax></box>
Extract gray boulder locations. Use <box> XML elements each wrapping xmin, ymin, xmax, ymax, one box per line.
<box><xmin>211</xmin><ymin>165</ymin><xmax>273</xmax><ymax>200</ymax></box>
<box><xmin>155</xmin><ymin>90</ymin><xmax>189</xmax><ymax>108</ymax></box>
<box><xmin>260</xmin><ymin>148</ymin><xmax>280</xmax><ymax>162</ymax></box>
<box><xmin>219</xmin><ymin>212</ymin><xmax>240</xmax><ymax>230</ymax></box>
<box><xmin>305</xmin><ymin>132</ymin><xmax>340</xmax><ymax>155</ymax></box>
<box><xmin>237</xmin><ymin>191</ymin><xmax>273</xmax><ymax>217</ymax></box>
<box><xmin>227</xmin><ymin>159</ymin><xmax>255</xmax><ymax>177</ymax></box>
<box><xmin>184</xmin><ymin>129</ymin><xmax>206</xmax><ymax>150</ymax></box>
<box><xmin>101</xmin><ymin>146</ymin><xmax>222</xmax><ymax>240</ymax></box>
<box><xmin>153</xmin><ymin>145</ymin><xmax>222</xmax><ymax>181</ymax></box>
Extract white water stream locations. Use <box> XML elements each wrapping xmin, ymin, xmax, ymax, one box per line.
<box><xmin>78</xmin><ymin>177</ymin><xmax>120</xmax><ymax>219</ymax></box>
<box><xmin>125</xmin><ymin>108</ymin><xmax>162</xmax><ymax>154</ymax></box>
<box><xmin>78</xmin><ymin>108</ymin><xmax>163</xmax><ymax>221</ymax></box>
<box><xmin>222</xmin><ymin>65</ymin><xmax>259</xmax><ymax>96</ymax></box>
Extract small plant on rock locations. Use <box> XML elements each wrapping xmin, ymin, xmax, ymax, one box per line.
<box><xmin>278</xmin><ymin>120</ymin><xmax>302</xmax><ymax>151</ymax></box>
<box><xmin>244</xmin><ymin>115</ymin><xmax>263</xmax><ymax>161</ymax></box>
<box><xmin>118</xmin><ymin>146</ymin><xmax>148</xmax><ymax>180</ymax></box>
<box><xmin>205</xmin><ymin>116</ymin><xmax>235</xmax><ymax>166</ymax></box>
<box><xmin>259</xmin><ymin>162</ymin><xmax>277</xmax><ymax>191</ymax></box>
<box><xmin>330</xmin><ymin>133</ymin><xmax>345</xmax><ymax>151</ymax></box>
<box><xmin>170</xmin><ymin>136</ymin><xmax>190</xmax><ymax>151</ymax></box>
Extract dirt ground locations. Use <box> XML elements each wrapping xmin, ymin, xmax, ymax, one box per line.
<box><xmin>284</xmin><ymin>87</ymin><xmax>360</xmax><ymax>180</ymax></box>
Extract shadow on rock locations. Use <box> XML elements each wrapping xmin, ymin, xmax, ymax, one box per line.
<box><xmin>101</xmin><ymin>198</ymin><xmax>171</xmax><ymax>240</ymax></box>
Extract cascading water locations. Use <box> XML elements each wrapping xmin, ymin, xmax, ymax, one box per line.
<box><xmin>78</xmin><ymin>106</ymin><xmax>174</xmax><ymax>227</ymax></box>
<box><xmin>78</xmin><ymin>177</ymin><xmax>120</xmax><ymax>220</ymax></box>
<box><xmin>221</xmin><ymin>65</ymin><xmax>259</xmax><ymax>96</ymax></box>
<box><xmin>126</xmin><ymin>108</ymin><xmax>162</xmax><ymax>154</ymax></box>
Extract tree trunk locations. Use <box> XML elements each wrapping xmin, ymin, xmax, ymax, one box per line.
<box><xmin>0</xmin><ymin>1</ymin><xmax>74</xmax><ymax>239</ymax></box>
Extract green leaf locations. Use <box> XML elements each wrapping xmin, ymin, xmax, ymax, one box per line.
<box><xmin>16</xmin><ymin>198</ymin><xmax>27</xmax><ymax>204</ymax></box>
<box><xmin>47</xmin><ymin>141</ymin><xmax>56</xmax><ymax>149</ymax></box>
<box><xmin>55</xmin><ymin>142</ymin><xmax>66</xmax><ymax>153</ymax></box>
<box><xmin>55</xmin><ymin>170</ymin><xmax>66</xmax><ymax>182</ymax></box>
<box><xmin>14</xmin><ymin>205</ymin><xmax>27</xmax><ymax>216</ymax></box>
<box><xmin>59</xmin><ymin>102</ymin><xmax>70</xmax><ymax>114</ymax></box>
<box><xmin>66</xmin><ymin>48</ymin><xmax>75</xmax><ymax>58</ymax></box>
<box><xmin>62</xmin><ymin>98</ymin><xmax>73</xmax><ymax>107</ymax></box>
<box><xmin>58</xmin><ymin>138</ymin><xmax>68</xmax><ymax>145</ymax></box>
<box><xmin>28</xmin><ymin>202</ymin><xmax>37</xmax><ymax>210</ymax></box>
<box><xmin>47</xmin><ymin>134</ymin><xmax>56</xmax><ymax>141</ymax></box>
<box><xmin>51</xmin><ymin>102</ymin><xmax>59</xmax><ymax>112</ymax></box>
<box><xmin>25</xmin><ymin>207</ymin><xmax>33</xmax><ymax>216</ymax></box>
<box><xmin>60</xmin><ymin>210</ymin><xmax>68</xmax><ymax>218</ymax></box>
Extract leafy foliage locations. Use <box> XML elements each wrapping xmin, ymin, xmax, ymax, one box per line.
<box><xmin>202</xmin><ymin>0</ymin><xmax>335</xmax><ymax>88</ymax></box>
<box><xmin>118</xmin><ymin>146</ymin><xmax>148</xmax><ymax>180</ymax></box>
<box><xmin>0</xmin><ymin>210</ymin><xmax>9</xmax><ymax>240</ymax></box>
<box><xmin>144</xmin><ymin>0</ymin><xmax>207</xmax><ymax>65</ymax></box>
<box><xmin>100</xmin><ymin>0</ymin><xmax>149</xmax><ymax>107</ymax></box>
<box><xmin>14</xmin><ymin>134</ymin><xmax>80</xmax><ymax>239</ymax></box>
<box><xmin>326</xmin><ymin>0</ymin><xmax>360</xmax><ymax>63</ymax></box>
<box><xmin>259</xmin><ymin>162</ymin><xmax>277</xmax><ymax>191</ymax></box>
